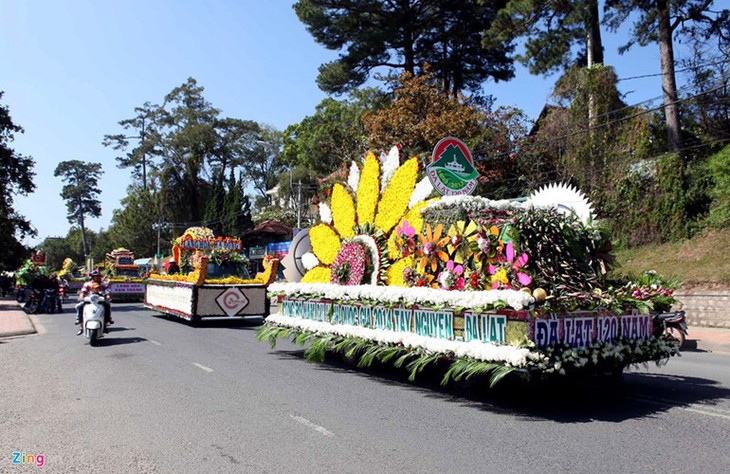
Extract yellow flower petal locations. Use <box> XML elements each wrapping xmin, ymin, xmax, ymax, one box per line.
<box><xmin>301</xmin><ymin>266</ymin><xmax>332</xmax><ymax>284</ymax></box>
<box><xmin>374</xmin><ymin>157</ymin><xmax>419</xmax><ymax>233</ymax></box>
<box><xmin>331</xmin><ymin>183</ymin><xmax>356</xmax><ymax>239</ymax></box>
<box><xmin>310</xmin><ymin>224</ymin><xmax>341</xmax><ymax>265</ymax></box>
<box><xmin>356</xmin><ymin>152</ymin><xmax>380</xmax><ymax>225</ymax></box>
<box><xmin>386</xmin><ymin>256</ymin><xmax>413</xmax><ymax>286</ymax></box>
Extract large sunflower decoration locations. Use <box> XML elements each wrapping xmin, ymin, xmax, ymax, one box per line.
<box><xmin>301</xmin><ymin>146</ymin><xmax>436</xmax><ymax>285</ymax></box>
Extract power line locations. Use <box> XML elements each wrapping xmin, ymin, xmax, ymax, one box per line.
<box><xmin>617</xmin><ymin>58</ymin><xmax>730</xmax><ymax>82</ymax></box>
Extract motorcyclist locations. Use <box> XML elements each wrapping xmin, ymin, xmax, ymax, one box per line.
<box><xmin>75</xmin><ymin>270</ymin><xmax>113</xmax><ymax>335</ymax></box>
<box><xmin>46</xmin><ymin>273</ymin><xmax>61</xmax><ymax>312</ymax></box>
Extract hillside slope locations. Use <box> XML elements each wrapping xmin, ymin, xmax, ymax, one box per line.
<box><xmin>613</xmin><ymin>228</ymin><xmax>730</xmax><ymax>290</ymax></box>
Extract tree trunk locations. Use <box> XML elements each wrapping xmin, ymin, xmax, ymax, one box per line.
<box><xmin>586</xmin><ymin>0</ymin><xmax>604</xmax><ymax>130</ymax></box>
<box><xmin>657</xmin><ymin>0</ymin><xmax>685</xmax><ymax>159</ymax></box>
<box><xmin>586</xmin><ymin>0</ymin><xmax>603</xmax><ymax>67</ymax></box>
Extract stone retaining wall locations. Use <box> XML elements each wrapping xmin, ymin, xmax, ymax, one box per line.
<box><xmin>675</xmin><ymin>290</ymin><xmax>730</xmax><ymax>328</ymax></box>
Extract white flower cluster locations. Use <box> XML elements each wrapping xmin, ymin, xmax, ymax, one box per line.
<box><xmin>380</xmin><ymin>146</ymin><xmax>400</xmax><ymax>190</ymax></box>
<box><xmin>408</xmin><ymin>177</ymin><xmax>435</xmax><ymax>209</ymax></box>
<box><xmin>267</xmin><ymin>313</ymin><xmax>534</xmax><ymax>367</ymax></box>
<box><xmin>424</xmin><ymin>195</ymin><xmax>526</xmax><ymax>213</ymax></box>
<box><xmin>319</xmin><ymin>202</ymin><xmax>333</xmax><ymax>224</ymax></box>
<box><xmin>347</xmin><ymin>161</ymin><xmax>360</xmax><ymax>192</ymax></box>
<box><xmin>301</xmin><ymin>252</ymin><xmax>320</xmax><ymax>271</ymax></box>
<box><xmin>268</xmin><ymin>282</ymin><xmax>534</xmax><ymax>310</ymax></box>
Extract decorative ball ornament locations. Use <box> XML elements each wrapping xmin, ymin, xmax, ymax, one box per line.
<box><xmin>528</xmin><ymin>183</ymin><xmax>596</xmax><ymax>224</ymax></box>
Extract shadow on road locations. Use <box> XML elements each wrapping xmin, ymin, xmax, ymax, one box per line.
<box><xmin>272</xmin><ymin>348</ymin><xmax>730</xmax><ymax>423</ymax></box>
<box><xmin>96</xmin><ymin>336</ymin><xmax>147</xmax><ymax>346</ymax></box>
<box><xmin>149</xmin><ymin>313</ymin><xmax>264</xmax><ymax>331</ymax></box>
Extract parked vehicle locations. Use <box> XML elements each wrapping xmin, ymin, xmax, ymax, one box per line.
<box><xmin>654</xmin><ymin>310</ymin><xmax>688</xmax><ymax>350</ymax></box>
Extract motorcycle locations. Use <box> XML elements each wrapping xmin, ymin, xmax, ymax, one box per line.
<box><xmin>59</xmin><ymin>282</ymin><xmax>69</xmax><ymax>304</ymax></box>
<box><xmin>82</xmin><ymin>294</ymin><xmax>109</xmax><ymax>346</ymax></box>
<box><xmin>653</xmin><ymin>310</ymin><xmax>688</xmax><ymax>350</ymax></box>
<box><xmin>22</xmin><ymin>289</ymin><xmax>42</xmax><ymax>314</ymax></box>
<box><xmin>40</xmin><ymin>289</ymin><xmax>62</xmax><ymax>314</ymax></box>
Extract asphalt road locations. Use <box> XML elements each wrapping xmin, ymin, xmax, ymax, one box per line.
<box><xmin>2</xmin><ymin>302</ymin><xmax>730</xmax><ymax>473</ymax></box>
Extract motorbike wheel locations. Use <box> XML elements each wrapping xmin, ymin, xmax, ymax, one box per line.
<box><xmin>24</xmin><ymin>299</ymin><xmax>39</xmax><ymax>314</ymax></box>
<box><xmin>88</xmin><ymin>328</ymin><xmax>99</xmax><ymax>346</ymax></box>
<box><xmin>665</xmin><ymin>327</ymin><xmax>686</xmax><ymax>350</ymax></box>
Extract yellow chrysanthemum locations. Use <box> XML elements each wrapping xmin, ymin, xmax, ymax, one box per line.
<box><xmin>356</xmin><ymin>152</ymin><xmax>380</xmax><ymax>224</ymax></box>
<box><xmin>308</xmin><ymin>151</ymin><xmax>431</xmax><ymax>286</ymax></box>
<box><xmin>301</xmin><ymin>266</ymin><xmax>332</xmax><ymax>283</ymax></box>
<box><xmin>331</xmin><ymin>183</ymin><xmax>356</xmax><ymax>239</ymax></box>
<box><xmin>310</xmin><ymin>224</ymin><xmax>341</xmax><ymax>265</ymax></box>
<box><xmin>386</xmin><ymin>256</ymin><xmax>413</xmax><ymax>286</ymax></box>
<box><xmin>374</xmin><ymin>157</ymin><xmax>419</xmax><ymax>233</ymax></box>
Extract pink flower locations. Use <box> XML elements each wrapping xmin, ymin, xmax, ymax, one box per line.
<box><xmin>397</xmin><ymin>220</ymin><xmax>415</xmax><ymax>239</ymax></box>
<box><xmin>505</xmin><ymin>241</ymin><xmax>532</xmax><ymax>286</ymax></box>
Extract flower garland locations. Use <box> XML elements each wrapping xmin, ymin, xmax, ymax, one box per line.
<box><xmin>260</xmin><ymin>315</ymin><xmax>678</xmax><ymax>386</ymax></box>
<box><xmin>300</xmin><ymin>266</ymin><xmax>331</xmax><ymax>284</ymax></box>
<box><xmin>268</xmin><ymin>282</ymin><xmax>534</xmax><ymax>311</ymax></box>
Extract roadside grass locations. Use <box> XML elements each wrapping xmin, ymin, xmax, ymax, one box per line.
<box><xmin>612</xmin><ymin>228</ymin><xmax>730</xmax><ymax>289</ymax></box>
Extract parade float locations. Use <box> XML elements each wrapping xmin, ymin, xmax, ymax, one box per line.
<box><xmin>258</xmin><ymin>139</ymin><xmax>681</xmax><ymax>387</ymax></box>
<box><xmin>105</xmin><ymin>247</ymin><xmax>146</xmax><ymax>302</ymax></box>
<box><xmin>57</xmin><ymin>258</ymin><xmax>86</xmax><ymax>293</ymax></box>
<box><xmin>144</xmin><ymin>227</ymin><xmax>278</xmax><ymax>322</ymax></box>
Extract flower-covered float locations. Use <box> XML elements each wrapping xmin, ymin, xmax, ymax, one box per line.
<box><xmin>144</xmin><ymin>227</ymin><xmax>279</xmax><ymax>322</ymax></box>
<box><xmin>57</xmin><ymin>258</ymin><xmax>85</xmax><ymax>293</ymax></box>
<box><xmin>105</xmin><ymin>247</ymin><xmax>146</xmax><ymax>301</ymax></box>
<box><xmin>259</xmin><ymin>142</ymin><xmax>681</xmax><ymax>387</ymax></box>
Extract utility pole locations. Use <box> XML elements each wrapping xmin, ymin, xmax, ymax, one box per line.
<box><xmin>297</xmin><ymin>179</ymin><xmax>302</xmax><ymax>229</ymax></box>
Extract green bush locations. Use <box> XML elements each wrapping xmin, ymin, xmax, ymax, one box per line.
<box><xmin>705</xmin><ymin>145</ymin><xmax>730</xmax><ymax>228</ymax></box>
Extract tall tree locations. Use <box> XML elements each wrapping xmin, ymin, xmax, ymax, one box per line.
<box><xmin>0</xmin><ymin>91</ymin><xmax>36</xmax><ymax>269</ymax></box>
<box><xmin>484</xmin><ymin>0</ymin><xmax>605</xmax><ymax>75</ymax></box>
<box><xmin>102</xmin><ymin>102</ymin><xmax>158</xmax><ymax>191</ymax></box>
<box><xmin>54</xmin><ymin>160</ymin><xmax>104</xmax><ymax>257</ymax></box>
<box><xmin>294</xmin><ymin>0</ymin><xmax>514</xmax><ymax>95</ymax></box>
<box><xmin>603</xmin><ymin>0</ymin><xmax>729</xmax><ymax>157</ymax></box>
<box><xmin>242</xmin><ymin>124</ymin><xmax>285</xmax><ymax>197</ymax></box>
<box><xmin>107</xmin><ymin>187</ymin><xmax>166</xmax><ymax>257</ymax></box>
<box><xmin>222</xmin><ymin>170</ymin><xmax>253</xmax><ymax>237</ymax></box>
<box><xmin>107</xmin><ymin>78</ymin><xmax>264</xmax><ymax>232</ymax></box>
<box><xmin>483</xmin><ymin>1</ymin><xmax>605</xmax><ymax>126</ymax></box>
<box><xmin>282</xmin><ymin>88</ymin><xmax>388</xmax><ymax>175</ymax></box>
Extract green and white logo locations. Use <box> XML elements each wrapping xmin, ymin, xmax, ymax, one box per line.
<box><xmin>427</xmin><ymin>137</ymin><xmax>479</xmax><ymax>196</ymax></box>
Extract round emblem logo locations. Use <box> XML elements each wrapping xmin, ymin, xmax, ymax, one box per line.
<box><xmin>426</xmin><ymin>137</ymin><xmax>479</xmax><ymax>196</ymax></box>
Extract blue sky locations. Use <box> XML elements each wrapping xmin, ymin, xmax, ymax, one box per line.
<box><xmin>1</xmin><ymin>0</ymin><xmax>696</xmax><ymax>247</ymax></box>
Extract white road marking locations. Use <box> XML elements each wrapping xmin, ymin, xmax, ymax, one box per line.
<box><xmin>149</xmin><ymin>340</ymin><xmax>162</xmax><ymax>346</ymax></box>
<box><xmin>290</xmin><ymin>414</ymin><xmax>334</xmax><ymax>437</ymax></box>
<box><xmin>628</xmin><ymin>395</ymin><xmax>730</xmax><ymax>420</ymax></box>
<box><xmin>192</xmin><ymin>363</ymin><xmax>214</xmax><ymax>373</ymax></box>
<box><xmin>684</xmin><ymin>407</ymin><xmax>730</xmax><ymax>421</ymax></box>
